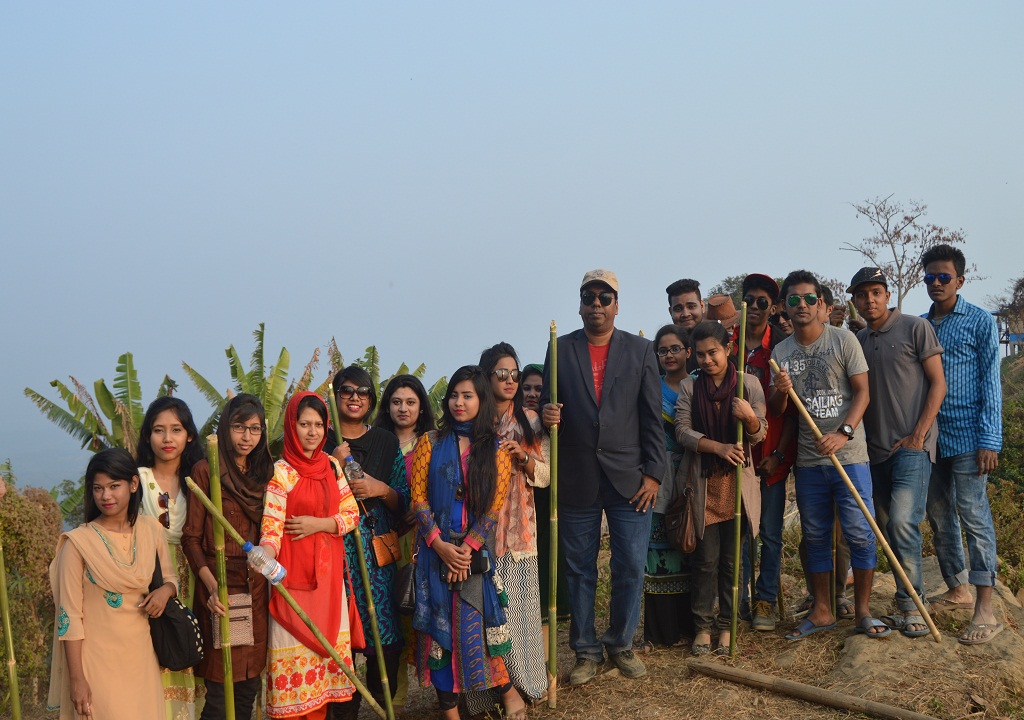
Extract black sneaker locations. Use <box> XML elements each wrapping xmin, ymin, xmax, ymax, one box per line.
<box><xmin>568</xmin><ymin>657</ymin><xmax>602</xmax><ymax>686</ymax></box>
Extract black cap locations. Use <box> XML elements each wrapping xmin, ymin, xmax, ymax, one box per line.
<box><xmin>847</xmin><ymin>267</ymin><xmax>888</xmax><ymax>294</ymax></box>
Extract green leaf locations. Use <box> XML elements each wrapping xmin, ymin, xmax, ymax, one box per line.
<box><xmin>24</xmin><ymin>387</ymin><xmax>109</xmax><ymax>450</ymax></box>
<box><xmin>157</xmin><ymin>375</ymin><xmax>178</xmax><ymax>397</ymax></box>
<box><xmin>59</xmin><ymin>479</ymin><xmax>86</xmax><ymax>518</ymax></box>
<box><xmin>113</xmin><ymin>352</ymin><xmax>144</xmax><ymax>433</ymax></box>
<box><xmin>410</xmin><ymin>363</ymin><xmax>427</xmax><ymax>379</ymax></box>
<box><xmin>359</xmin><ymin>345</ymin><xmax>381</xmax><ymax>392</ymax></box>
<box><xmin>181</xmin><ymin>362</ymin><xmax>226</xmax><ymax>409</ymax></box>
<box><xmin>263</xmin><ymin>346</ymin><xmax>291</xmax><ymax>439</ymax></box>
<box><xmin>93</xmin><ymin>380</ymin><xmax>124</xmax><ymax>446</ymax></box>
<box><xmin>427</xmin><ymin>377</ymin><xmax>448</xmax><ymax>422</ymax></box>
<box><xmin>226</xmin><ymin>345</ymin><xmax>250</xmax><ymax>394</ymax></box>
<box><xmin>251</xmin><ymin>323</ymin><xmax>266</xmax><ymax>391</ymax></box>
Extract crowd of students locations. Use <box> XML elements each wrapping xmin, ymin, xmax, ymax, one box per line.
<box><xmin>44</xmin><ymin>243</ymin><xmax>1004</xmax><ymax>719</ymax></box>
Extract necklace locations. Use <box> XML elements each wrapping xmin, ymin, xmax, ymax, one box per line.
<box><xmin>91</xmin><ymin>524</ymin><xmax>137</xmax><ymax>568</ymax></box>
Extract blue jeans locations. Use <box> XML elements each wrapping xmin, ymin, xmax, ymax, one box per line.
<box><xmin>741</xmin><ymin>477</ymin><xmax>786</xmax><ymax>605</ymax></box>
<box><xmin>560</xmin><ymin>474</ymin><xmax>652</xmax><ymax>662</ymax></box>
<box><xmin>926</xmin><ymin>452</ymin><xmax>998</xmax><ymax>588</ymax></box>
<box><xmin>871</xmin><ymin>449</ymin><xmax>931</xmax><ymax>611</ymax></box>
<box><xmin>795</xmin><ymin>463</ymin><xmax>876</xmax><ymax>572</ymax></box>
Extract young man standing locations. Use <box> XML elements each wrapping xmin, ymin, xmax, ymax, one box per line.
<box><xmin>667</xmin><ymin>278</ymin><xmax>704</xmax><ymax>373</ymax></box>
<box><xmin>771</xmin><ymin>270</ymin><xmax>889</xmax><ymax>639</ymax></box>
<box><xmin>851</xmin><ymin>267</ymin><xmax>946</xmax><ymax>638</ymax></box>
<box><xmin>921</xmin><ymin>245</ymin><xmax>1004</xmax><ymax>645</ymax></box>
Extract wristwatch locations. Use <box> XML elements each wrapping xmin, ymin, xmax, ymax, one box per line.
<box><xmin>839</xmin><ymin>423</ymin><xmax>855</xmax><ymax>439</ymax></box>
<box><xmin>771</xmin><ymin>449</ymin><xmax>785</xmax><ymax>462</ymax></box>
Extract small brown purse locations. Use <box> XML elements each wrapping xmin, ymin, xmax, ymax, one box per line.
<box><xmin>212</xmin><ymin>593</ymin><xmax>255</xmax><ymax>649</ymax></box>
<box><xmin>664</xmin><ymin>455</ymin><xmax>698</xmax><ymax>554</ymax></box>
<box><xmin>359</xmin><ymin>499</ymin><xmax>401</xmax><ymax>568</ymax></box>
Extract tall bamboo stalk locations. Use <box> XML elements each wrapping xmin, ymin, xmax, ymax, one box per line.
<box><xmin>185</xmin><ymin>478</ymin><xmax>388</xmax><ymax>719</ymax></box>
<box><xmin>207</xmin><ymin>437</ymin><xmax>235</xmax><ymax>719</ymax></box>
<box><xmin>0</xmin><ymin>514</ymin><xmax>21</xmax><ymax>720</ymax></box>
<box><xmin>729</xmin><ymin>302</ymin><xmax>748</xmax><ymax>656</ymax></box>
<box><xmin>547</xmin><ymin>321</ymin><xmax>559</xmax><ymax>709</ymax></box>
<box><xmin>769</xmin><ymin>359</ymin><xmax>940</xmax><ymax>643</ymax></box>
<box><xmin>327</xmin><ymin>384</ymin><xmax>395</xmax><ymax>720</ymax></box>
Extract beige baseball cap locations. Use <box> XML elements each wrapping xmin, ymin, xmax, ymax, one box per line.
<box><xmin>580</xmin><ymin>269</ymin><xmax>619</xmax><ymax>293</ymax></box>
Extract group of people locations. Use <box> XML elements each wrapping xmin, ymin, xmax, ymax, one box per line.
<box><xmin>45</xmin><ymin>243</ymin><xmax>1004</xmax><ymax>719</ymax></box>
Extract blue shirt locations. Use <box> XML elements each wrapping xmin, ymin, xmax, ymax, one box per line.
<box><xmin>924</xmin><ymin>295</ymin><xmax>1002</xmax><ymax>457</ymax></box>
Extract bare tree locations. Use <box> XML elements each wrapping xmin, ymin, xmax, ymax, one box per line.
<box><xmin>842</xmin><ymin>195</ymin><xmax>977</xmax><ymax>310</ymax></box>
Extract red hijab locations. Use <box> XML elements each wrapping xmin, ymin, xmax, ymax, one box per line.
<box><xmin>271</xmin><ymin>392</ymin><xmax>345</xmax><ymax>656</ymax></box>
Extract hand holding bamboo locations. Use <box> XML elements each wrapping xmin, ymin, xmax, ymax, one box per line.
<box><xmin>730</xmin><ymin>302</ymin><xmax>748</xmax><ymax>656</ymax></box>
<box><xmin>206</xmin><ymin>436</ymin><xmax>235</xmax><ymax>720</ymax></box>
<box><xmin>547</xmin><ymin>320</ymin><xmax>559</xmax><ymax>709</ymax></box>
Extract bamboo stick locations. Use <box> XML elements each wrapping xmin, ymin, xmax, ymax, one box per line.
<box><xmin>327</xmin><ymin>384</ymin><xmax>395</xmax><ymax>720</ymax></box>
<box><xmin>687</xmin><ymin>659</ymin><xmax>940</xmax><ymax>720</ymax></box>
<box><xmin>729</xmin><ymin>302</ymin><xmax>748</xmax><ymax>656</ymax></box>
<box><xmin>547</xmin><ymin>321</ymin><xmax>559</xmax><ymax>709</ymax></box>
<box><xmin>185</xmin><ymin>476</ymin><xmax>387</xmax><ymax>720</ymax></box>
<box><xmin>768</xmin><ymin>359</ymin><xmax>941</xmax><ymax>643</ymax></box>
<box><xmin>0</xmin><ymin>517</ymin><xmax>21</xmax><ymax>720</ymax></box>
<box><xmin>206</xmin><ymin>437</ymin><xmax>235</xmax><ymax>719</ymax></box>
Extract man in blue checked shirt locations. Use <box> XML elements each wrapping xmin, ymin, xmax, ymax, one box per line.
<box><xmin>921</xmin><ymin>244</ymin><xmax>1004</xmax><ymax>645</ymax></box>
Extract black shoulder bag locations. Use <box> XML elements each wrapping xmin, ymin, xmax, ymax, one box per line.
<box><xmin>149</xmin><ymin>551</ymin><xmax>205</xmax><ymax>671</ymax></box>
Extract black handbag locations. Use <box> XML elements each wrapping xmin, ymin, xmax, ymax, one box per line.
<box><xmin>149</xmin><ymin>552</ymin><xmax>205</xmax><ymax>671</ymax></box>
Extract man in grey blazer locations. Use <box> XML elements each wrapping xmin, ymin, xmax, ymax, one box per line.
<box><xmin>542</xmin><ymin>269</ymin><xmax>667</xmax><ymax>685</ymax></box>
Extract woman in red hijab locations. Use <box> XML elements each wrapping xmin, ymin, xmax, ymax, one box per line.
<box><xmin>259</xmin><ymin>392</ymin><xmax>361</xmax><ymax>720</ymax></box>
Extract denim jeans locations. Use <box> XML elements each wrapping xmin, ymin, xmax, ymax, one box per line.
<box><xmin>926</xmin><ymin>452</ymin><xmax>998</xmax><ymax>588</ymax></box>
<box><xmin>795</xmin><ymin>463</ymin><xmax>876</xmax><ymax>572</ymax></box>
<box><xmin>692</xmin><ymin>518</ymin><xmax>745</xmax><ymax>632</ymax></box>
<box><xmin>871</xmin><ymin>449</ymin><xmax>931</xmax><ymax>611</ymax></box>
<box><xmin>741</xmin><ymin>477</ymin><xmax>786</xmax><ymax>605</ymax></box>
<box><xmin>560</xmin><ymin>474</ymin><xmax>652</xmax><ymax>662</ymax></box>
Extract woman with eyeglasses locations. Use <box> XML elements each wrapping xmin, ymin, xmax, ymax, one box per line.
<box><xmin>410</xmin><ymin>365</ymin><xmax>514</xmax><ymax>720</ymax></box>
<box><xmin>325</xmin><ymin>366</ymin><xmax>410</xmax><ymax>720</ymax></box>
<box><xmin>136</xmin><ymin>397</ymin><xmax>206</xmax><ymax>719</ymax></box>
<box><xmin>182</xmin><ymin>394</ymin><xmax>275</xmax><ymax>720</ymax></box>
<box><xmin>462</xmin><ymin>344</ymin><xmax>548</xmax><ymax>717</ymax></box>
<box><xmin>261</xmin><ymin>392</ymin><xmax>363</xmax><ymax>719</ymax></box>
<box><xmin>644</xmin><ymin>325</ymin><xmax>694</xmax><ymax>647</ymax></box>
<box><xmin>669</xmin><ymin>322</ymin><xmax>766</xmax><ymax>656</ymax></box>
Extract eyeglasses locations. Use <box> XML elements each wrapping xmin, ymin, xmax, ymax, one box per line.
<box><xmin>581</xmin><ymin>290</ymin><xmax>616</xmax><ymax>307</ymax></box>
<box><xmin>657</xmin><ymin>345</ymin><xmax>686</xmax><ymax>357</ymax></box>
<box><xmin>491</xmin><ymin>368</ymin><xmax>521</xmax><ymax>382</ymax></box>
<box><xmin>157</xmin><ymin>491</ymin><xmax>170</xmax><ymax>529</ymax></box>
<box><xmin>743</xmin><ymin>295</ymin><xmax>771</xmax><ymax>310</ymax></box>
<box><xmin>786</xmin><ymin>293</ymin><xmax>819</xmax><ymax>307</ymax></box>
<box><xmin>337</xmin><ymin>385</ymin><xmax>372</xmax><ymax>399</ymax></box>
<box><xmin>924</xmin><ymin>273</ymin><xmax>954</xmax><ymax>285</ymax></box>
<box><xmin>229</xmin><ymin>423</ymin><xmax>263</xmax><ymax>436</ymax></box>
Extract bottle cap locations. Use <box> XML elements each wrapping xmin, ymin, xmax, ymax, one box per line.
<box><xmin>345</xmin><ymin>455</ymin><xmax>355</xmax><ymax>462</ymax></box>
<box><xmin>243</xmin><ymin>542</ymin><xmax>254</xmax><ymax>552</ymax></box>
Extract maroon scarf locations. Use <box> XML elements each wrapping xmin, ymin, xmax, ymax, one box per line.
<box><xmin>692</xmin><ymin>362</ymin><xmax>739</xmax><ymax>477</ymax></box>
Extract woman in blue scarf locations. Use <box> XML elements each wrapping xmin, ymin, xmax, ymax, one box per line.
<box><xmin>409</xmin><ymin>365</ymin><xmax>515</xmax><ymax>720</ymax></box>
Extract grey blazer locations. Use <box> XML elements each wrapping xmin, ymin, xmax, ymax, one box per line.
<box><xmin>541</xmin><ymin>327</ymin><xmax>667</xmax><ymax>507</ymax></box>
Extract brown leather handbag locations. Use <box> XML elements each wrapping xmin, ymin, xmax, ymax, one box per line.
<box><xmin>664</xmin><ymin>456</ymin><xmax>698</xmax><ymax>554</ymax></box>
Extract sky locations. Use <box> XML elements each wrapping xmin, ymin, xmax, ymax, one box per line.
<box><xmin>2</xmin><ymin>2</ymin><xmax>1022</xmax><ymax>491</ymax></box>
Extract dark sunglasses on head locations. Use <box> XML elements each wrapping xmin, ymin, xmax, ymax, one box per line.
<box><xmin>924</xmin><ymin>273</ymin><xmax>954</xmax><ymax>285</ymax></box>
<box><xmin>581</xmin><ymin>290</ymin><xmax>616</xmax><ymax>307</ymax></box>
<box><xmin>657</xmin><ymin>344</ymin><xmax>686</xmax><ymax>357</ymax></box>
<box><xmin>786</xmin><ymin>293</ymin><xmax>819</xmax><ymax>307</ymax></box>
<box><xmin>338</xmin><ymin>385</ymin><xmax>372</xmax><ymax>399</ymax></box>
<box><xmin>491</xmin><ymin>368</ymin><xmax>521</xmax><ymax>382</ymax></box>
<box><xmin>743</xmin><ymin>295</ymin><xmax>772</xmax><ymax>310</ymax></box>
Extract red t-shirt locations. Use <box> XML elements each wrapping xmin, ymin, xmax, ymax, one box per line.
<box><xmin>588</xmin><ymin>343</ymin><xmax>610</xmax><ymax>405</ymax></box>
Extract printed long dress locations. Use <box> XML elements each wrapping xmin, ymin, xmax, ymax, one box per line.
<box><xmin>261</xmin><ymin>457</ymin><xmax>362</xmax><ymax>717</ymax></box>
<box><xmin>139</xmin><ymin>467</ymin><xmax>205</xmax><ymax>720</ymax></box>
<box><xmin>643</xmin><ymin>379</ymin><xmax>693</xmax><ymax>646</ymax></box>
<box><xmin>410</xmin><ymin>433</ymin><xmax>513</xmax><ymax>693</ymax></box>
<box><xmin>392</xmin><ymin>436</ymin><xmax>419</xmax><ymax>710</ymax></box>
<box><xmin>464</xmin><ymin>409</ymin><xmax>549</xmax><ymax>714</ymax></box>
<box><xmin>48</xmin><ymin>516</ymin><xmax>174</xmax><ymax>720</ymax></box>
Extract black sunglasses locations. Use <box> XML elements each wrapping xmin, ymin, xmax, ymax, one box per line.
<box><xmin>581</xmin><ymin>290</ymin><xmax>616</xmax><ymax>307</ymax></box>
<box><xmin>924</xmin><ymin>273</ymin><xmax>954</xmax><ymax>286</ymax></box>
<box><xmin>491</xmin><ymin>368</ymin><xmax>521</xmax><ymax>382</ymax></box>
<box><xmin>743</xmin><ymin>295</ymin><xmax>771</xmax><ymax>310</ymax></box>
<box><xmin>786</xmin><ymin>293</ymin><xmax>819</xmax><ymax>307</ymax></box>
<box><xmin>338</xmin><ymin>385</ymin><xmax>372</xmax><ymax>398</ymax></box>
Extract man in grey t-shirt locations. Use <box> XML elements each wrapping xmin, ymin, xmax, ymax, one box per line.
<box><xmin>771</xmin><ymin>270</ymin><xmax>888</xmax><ymax>639</ymax></box>
<box><xmin>852</xmin><ymin>267</ymin><xmax>946</xmax><ymax>638</ymax></box>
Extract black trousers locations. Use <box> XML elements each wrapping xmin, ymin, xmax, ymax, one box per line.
<box><xmin>331</xmin><ymin>648</ymin><xmax>402</xmax><ymax>720</ymax></box>
<box><xmin>200</xmin><ymin>677</ymin><xmax>261</xmax><ymax>720</ymax></box>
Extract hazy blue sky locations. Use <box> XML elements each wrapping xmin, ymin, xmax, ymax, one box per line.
<box><xmin>2</xmin><ymin>3</ymin><xmax>1021</xmax><ymax>490</ymax></box>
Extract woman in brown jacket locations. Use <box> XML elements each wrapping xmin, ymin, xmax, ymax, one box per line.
<box><xmin>182</xmin><ymin>394</ymin><xmax>275</xmax><ymax>720</ymax></box>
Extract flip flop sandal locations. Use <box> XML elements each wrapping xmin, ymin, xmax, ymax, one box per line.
<box><xmin>691</xmin><ymin>641</ymin><xmax>712</xmax><ymax>656</ymax></box>
<box><xmin>854</xmin><ymin>617</ymin><xmax>892</xmax><ymax>638</ymax></box>
<box><xmin>836</xmin><ymin>597</ymin><xmax>856</xmax><ymax>620</ymax></box>
<box><xmin>713</xmin><ymin>645</ymin><xmax>730</xmax><ymax>656</ymax></box>
<box><xmin>785</xmin><ymin>618</ymin><xmax>837</xmax><ymax>642</ymax></box>
<box><xmin>958</xmin><ymin>621</ymin><xmax>1005</xmax><ymax>646</ymax></box>
<box><xmin>902</xmin><ymin>614</ymin><xmax>930</xmax><ymax>638</ymax></box>
<box><xmin>880</xmin><ymin>611</ymin><xmax>906</xmax><ymax>630</ymax></box>
<box><xmin>929</xmin><ymin>597</ymin><xmax>974</xmax><ymax>611</ymax></box>
<box><xmin>792</xmin><ymin>595</ymin><xmax>815</xmax><ymax>620</ymax></box>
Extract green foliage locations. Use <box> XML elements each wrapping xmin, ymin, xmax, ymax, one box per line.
<box><xmin>51</xmin><ymin>478</ymin><xmax>85</xmax><ymax>528</ymax></box>
<box><xmin>989</xmin><ymin>479</ymin><xmax>1024</xmax><ymax>594</ymax></box>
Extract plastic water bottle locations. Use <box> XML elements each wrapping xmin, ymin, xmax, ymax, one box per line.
<box><xmin>243</xmin><ymin>542</ymin><xmax>287</xmax><ymax>584</ymax></box>
<box><xmin>343</xmin><ymin>455</ymin><xmax>364</xmax><ymax>481</ymax></box>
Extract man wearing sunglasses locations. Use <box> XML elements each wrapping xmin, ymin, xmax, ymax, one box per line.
<box><xmin>851</xmin><ymin>266</ymin><xmax>945</xmax><ymax>638</ymax></box>
<box><xmin>734</xmin><ymin>273</ymin><xmax>797</xmax><ymax>631</ymax></box>
<box><xmin>920</xmin><ymin>244</ymin><xmax>1003</xmax><ymax>645</ymax></box>
<box><xmin>541</xmin><ymin>269</ymin><xmax>665</xmax><ymax>686</ymax></box>
<box><xmin>769</xmin><ymin>270</ymin><xmax>887</xmax><ymax>639</ymax></box>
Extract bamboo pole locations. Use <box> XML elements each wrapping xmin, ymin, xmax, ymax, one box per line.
<box><xmin>768</xmin><ymin>359</ymin><xmax>941</xmax><ymax>643</ymax></box>
<box><xmin>729</xmin><ymin>302</ymin><xmax>749</xmax><ymax>656</ymax></box>
<box><xmin>185</xmin><ymin>477</ymin><xmax>388</xmax><ymax>720</ymax></box>
<box><xmin>547</xmin><ymin>321</ymin><xmax>559</xmax><ymax>709</ymax></box>
<box><xmin>0</xmin><ymin>515</ymin><xmax>21</xmax><ymax>720</ymax></box>
<box><xmin>327</xmin><ymin>384</ymin><xmax>395</xmax><ymax>720</ymax></box>
<box><xmin>206</xmin><ymin>437</ymin><xmax>235</xmax><ymax>719</ymax></box>
<box><xmin>687</xmin><ymin>659</ymin><xmax>940</xmax><ymax>720</ymax></box>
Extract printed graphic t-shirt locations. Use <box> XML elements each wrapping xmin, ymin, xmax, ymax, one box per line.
<box><xmin>771</xmin><ymin>323</ymin><xmax>869</xmax><ymax>468</ymax></box>
<box><xmin>588</xmin><ymin>343</ymin><xmax>610</xmax><ymax>406</ymax></box>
